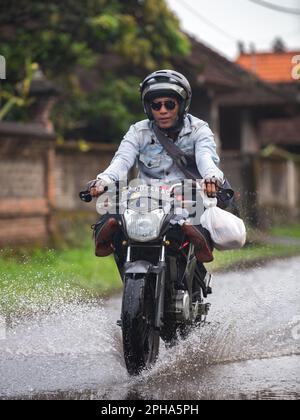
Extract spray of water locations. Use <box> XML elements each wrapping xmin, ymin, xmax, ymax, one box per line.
<box><xmin>0</xmin><ymin>257</ymin><xmax>299</xmax><ymax>400</ymax></box>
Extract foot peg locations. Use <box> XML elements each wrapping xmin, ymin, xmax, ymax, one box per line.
<box><xmin>198</xmin><ymin>303</ymin><xmax>211</xmax><ymax>317</ymax></box>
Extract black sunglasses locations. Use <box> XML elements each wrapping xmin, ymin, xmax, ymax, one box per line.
<box><xmin>150</xmin><ymin>100</ymin><xmax>177</xmax><ymax>111</ymax></box>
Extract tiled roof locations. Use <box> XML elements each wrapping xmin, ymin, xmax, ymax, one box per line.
<box><xmin>175</xmin><ymin>37</ymin><xmax>248</xmax><ymax>92</ymax></box>
<box><xmin>174</xmin><ymin>37</ymin><xmax>294</xmax><ymax>106</ymax></box>
<box><xmin>236</xmin><ymin>51</ymin><xmax>300</xmax><ymax>83</ymax></box>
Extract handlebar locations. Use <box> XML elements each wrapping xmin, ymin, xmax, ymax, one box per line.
<box><xmin>79</xmin><ymin>184</ymin><xmax>109</xmax><ymax>203</ymax></box>
<box><xmin>169</xmin><ymin>180</ymin><xmax>203</xmax><ymax>195</ymax></box>
<box><xmin>80</xmin><ymin>180</ymin><xmax>227</xmax><ymax>203</ymax></box>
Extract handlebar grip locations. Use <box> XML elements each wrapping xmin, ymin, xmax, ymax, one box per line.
<box><xmin>79</xmin><ymin>191</ymin><xmax>93</xmax><ymax>203</ymax></box>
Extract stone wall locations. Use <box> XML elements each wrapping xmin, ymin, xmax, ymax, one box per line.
<box><xmin>55</xmin><ymin>142</ymin><xmax>118</xmax><ymax>212</ymax></box>
<box><xmin>0</xmin><ymin>122</ymin><xmax>55</xmax><ymax>246</ymax></box>
<box><xmin>0</xmin><ymin>124</ymin><xmax>118</xmax><ymax>246</ymax></box>
<box><xmin>1</xmin><ymin>121</ymin><xmax>299</xmax><ymax>246</ymax></box>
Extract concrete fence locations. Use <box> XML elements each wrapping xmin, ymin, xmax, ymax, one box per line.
<box><xmin>256</xmin><ymin>156</ymin><xmax>300</xmax><ymax>219</ymax></box>
<box><xmin>0</xmin><ymin>121</ymin><xmax>299</xmax><ymax>245</ymax></box>
<box><xmin>55</xmin><ymin>141</ymin><xmax>118</xmax><ymax>212</ymax></box>
<box><xmin>222</xmin><ymin>151</ymin><xmax>300</xmax><ymax>224</ymax></box>
<box><xmin>0</xmin><ymin>122</ymin><xmax>117</xmax><ymax>246</ymax></box>
<box><xmin>0</xmin><ymin>123</ymin><xmax>55</xmax><ymax>246</ymax></box>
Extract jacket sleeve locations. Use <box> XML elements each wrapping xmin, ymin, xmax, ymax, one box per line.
<box><xmin>97</xmin><ymin>125</ymin><xmax>140</xmax><ymax>183</ymax></box>
<box><xmin>194</xmin><ymin>123</ymin><xmax>224</xmax><ymax>183</ymax></box>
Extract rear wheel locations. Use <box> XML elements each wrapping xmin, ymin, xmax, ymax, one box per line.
<box><xmin>122</xmin><ymin>275</ymin><xmax>160</xmax><ymax>376</ymax></box>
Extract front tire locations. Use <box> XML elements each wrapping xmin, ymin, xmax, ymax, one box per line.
<box><xmin>122</xmin><ymin>275</ymin><xmax>160</xmax><ymax>376</ymax></box>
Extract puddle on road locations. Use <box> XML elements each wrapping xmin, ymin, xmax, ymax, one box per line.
<box><xmin>0</xmin><ymin>257</ymin><xmax>299</xmax><ymax>400</ymax></box>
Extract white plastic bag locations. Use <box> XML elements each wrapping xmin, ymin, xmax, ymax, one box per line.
<box><xmin>200</xmin><ymin>195</ymin><xmax>247</xmax><ymax>251</ymax></box>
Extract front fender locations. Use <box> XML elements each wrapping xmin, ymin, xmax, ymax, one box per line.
<box><xmin>124</xmin><ymin>260</ymin><xmax>167</xmax><ymax>275</ymax></box>
<box><xmin>124</xmin><ymin>260</ymin><xmax>153</xmax><ymax>275</ymax></box>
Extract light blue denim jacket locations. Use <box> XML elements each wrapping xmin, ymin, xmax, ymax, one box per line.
<box><xmin>97</xmin><ymin>114</ymin><xmax>224</xmax><ymax>185</ymax></box>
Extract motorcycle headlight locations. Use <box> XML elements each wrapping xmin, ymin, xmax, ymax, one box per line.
<box><xmin>124</xmin><ymin>209</ymin><xmax>165</xmax><ymax>242</ymax></box>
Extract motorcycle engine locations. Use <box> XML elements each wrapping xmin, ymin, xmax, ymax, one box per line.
<box><xmin>173</xmin><ymin>290</ymin><xmax>190</xmax><ymax>322</ymax></box>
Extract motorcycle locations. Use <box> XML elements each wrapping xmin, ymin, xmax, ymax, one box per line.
<box><xmin>80</xmin><ymin>180</ymin><xmax>212</xmax><ymax>376</ymax></box>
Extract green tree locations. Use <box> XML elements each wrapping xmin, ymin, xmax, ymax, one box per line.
<box><xmin>0</xmin><ymin>0</ymin><xmax>190</xmax><ymax>142</ymax></box>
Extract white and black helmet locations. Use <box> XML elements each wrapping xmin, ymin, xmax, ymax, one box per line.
<box><xmin>140</xmin><ymin>69</ymin><xmax>192</xmax><ymax>120</ymax></box>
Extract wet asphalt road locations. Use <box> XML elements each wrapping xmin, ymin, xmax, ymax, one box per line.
<box><xmin>0</xmin><ymin>257</ymin><xmax>299</xmax><ymax>400</ymax></box>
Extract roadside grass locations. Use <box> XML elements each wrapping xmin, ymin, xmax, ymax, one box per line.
<box><xmin>269</xmin><ymin>223</ymin><xmax>300</xmax><ymax>240</ymax></box>
<box><xmin>0</xmin><ymin>241</ymin><xmax>120</xmax><ymax>315</ymax></box>
<box><xmin>1</xmin><ymin>236</ymin><xmax>300</xmax><ymax>315</ymax></box>
<box><xmin>208</xmin><ymin>243</ymin><xmax>300</xmax><ymax>272</ymax></box>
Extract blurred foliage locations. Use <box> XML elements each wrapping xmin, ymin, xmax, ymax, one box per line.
<box><xmin>0</xmin><ymin>59</ymin><xmax>37</xmax><ymax>121</ymax></box>
<box><xmin>0</xmin><ymin>0</ymin><xmax>190</xmax><ymax>142</ymax></box>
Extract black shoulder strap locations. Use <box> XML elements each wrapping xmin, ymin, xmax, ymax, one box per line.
<box><xmin>152</xmin><ymin>124</ymin><xmax>202</xmax><ymax>180</ymax></box>
<box><xmin>152</xmin><ymin>123</ymin><xmax>235</xmax><ymax>207</ymax></box>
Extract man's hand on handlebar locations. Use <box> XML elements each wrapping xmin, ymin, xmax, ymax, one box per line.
<box><xmin>86</xmin><ymin>179</ymin><xmax>107</xmax><ymax>198</ymax></box>
<box><xmin>204</xmin><ymin>176</ymin><xmax>222</xmax><ymax>198</ymax></box>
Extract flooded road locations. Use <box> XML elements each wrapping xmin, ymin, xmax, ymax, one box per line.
<box><xmin>0</xmin><ymin>257</ymin><xmax>299</xmax><ymax>400</ymax></box>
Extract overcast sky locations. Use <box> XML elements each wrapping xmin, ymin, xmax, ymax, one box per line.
<box><xmin>166</xmin><ymin>0</ymin><xmax>300</xmax><ymax>59</ymax></box>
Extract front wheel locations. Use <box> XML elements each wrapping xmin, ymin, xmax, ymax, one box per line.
<box><xmin>122</xmin><ymin>275</ymin><xmax>160</xmax><ymax>376</ymax></box>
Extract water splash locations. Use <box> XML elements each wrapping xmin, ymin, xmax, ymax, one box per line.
<box><xmin>0</xmin><ymin>257</ymin><xmax>299</xmax><ymax>400</ymax></box>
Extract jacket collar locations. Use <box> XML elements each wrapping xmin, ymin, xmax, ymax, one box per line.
<box><xmin>179</xmin><ymin>115</ymin><xmax>192</xmax><ymax>137</ymax></box>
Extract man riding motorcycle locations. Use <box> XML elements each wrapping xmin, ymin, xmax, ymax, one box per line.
<box><xmin>86</xmin><ymin>69</ymin><xmax>226</xmax><ymax>267</ymax></box>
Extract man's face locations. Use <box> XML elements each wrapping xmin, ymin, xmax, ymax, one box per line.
<box><xmin>150</xmin><ymin>97</ymin><xmax>180</xmax><ymax>129</ymax></box>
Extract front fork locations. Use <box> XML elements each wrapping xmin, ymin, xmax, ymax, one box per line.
<box><xmin>125</xmin><ymin>238</ymin><xmax>167</xmax><ymax>331</ymax></box>
<box><xmin>154</xmin><ymin>238</ymin><xmax>167</xmax><ymax>330</ymax></box>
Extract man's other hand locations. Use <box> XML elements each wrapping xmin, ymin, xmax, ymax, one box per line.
<box><xmin>204</xmin><ymin>176</ymin><xmax>221</xmax><ymax>198</ymax></box>
<box><xmin>86</xmin><ymin>179</ymin><xmax>106</xmax><ymax>198</ymax></box>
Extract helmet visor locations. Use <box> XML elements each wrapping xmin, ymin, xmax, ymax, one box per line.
<box><xmin>142</xmin><ymin>83</ymin><xmax>187</xmax><ymax>103</ymax></box>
